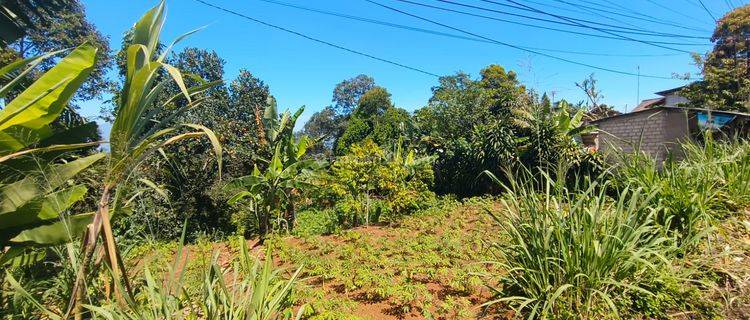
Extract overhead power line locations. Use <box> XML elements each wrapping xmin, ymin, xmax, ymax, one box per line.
<box><xmin>592</xmin><ymin>0</ymin><xmax>711</xmax><ymax>28</ymax></box>
<box><xmin>365</xmin><ymin>0</ymin><xmax>685</xmax><ymax>79</ymax></box>
<box><xmin>643</xmin><ymin>0</ymin><xmax>709</xmax><ymax>24</ymax></box>
<box><xmin>192</xmin><ymin>0</ymin><xmax>440</xmax><ymax>77</ymax></box>
<box><xmin>437</xmin><ymin>0</ymin><xmax>709</xmax><ymax>39</ymax></box>
<box><xmin>392</xmin><ymin>0</ymin><xmax>709</xmax><ymax>46</ymax></box>
<box><xmin>697</xmin><ymin>0</ymin><xmax>718</xmax><ymax>22</ymax></box>
<box><xmin>552</xmin><ymin>0</ymin><xmax>710</xmax><ymax>33</ymax></box>
<box><xmin>492</xmin><ymin>0</ymin><xmax>692</xmax><ymax>53</ymax></box>
<box><xmin>255</xmin><ymin>0</ymin><xmax>681</xmax><ymax>58</ymax></box>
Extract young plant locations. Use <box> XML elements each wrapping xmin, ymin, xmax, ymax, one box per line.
<box><xmin>226</xmin><ymin>107</ymin><xmax>324</xmax><ymax>242</ymax></box>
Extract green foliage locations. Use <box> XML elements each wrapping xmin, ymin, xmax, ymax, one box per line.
<box><xmin>327</xmin><ymin>139</ymin><xmax>435</xmax><ymax>226</ymax></box>
<box><xmin>514</xmin><ymin>99</ymin><xmax>595</xmax><ymax>176</ymax></box>
<box><xmin>226</xmin><ymin>107</ymin><xmax>324</xmax><ymax>241</ymax></box>
<box><xmin>83</xmin><ymin>238</ymin><xmax>302</xmax><ymax>319</ymax></box>
<box><xmin>334</xmin><ymin>86</ymin><xmax>411</xmax><ymax>154</ymax></box>
<box><xmin>354</xmin><ymin>86</ymin><xmax>391</xmax><ymax>117</ymax></box>
<box><xmin>614</xmin><ymin>136</ymin><xmax>750</xmax><ymax>249</ymax></box>
<box><xmin>293</xmin><ymin>209</ymin><xmax>339</xmax><ymax>237</ymax></box>
<box><xmin>302</xmin><ymin>106</ymin><xmax>341</xmax><ymax>158</ymax></box>
<box><xmin>417</xmin><ymin>65</ymin><xmax>530</xmax><ymax>196</ymax></box>
<box><xmin>0</xmin><ymin>43</ymin><xmax>103</xmax><ymax>254</ymax></box>
<box><xmin>680</xmin><ymin>5</ymin><xmax>750</xmax><ymax>112</ymax></box>
<box><xmin>334</xmin><ymin>115</ymin><xmax>370</xmax><ymax>155</ymax></box>
<box><xmin>1</xmin><ymin>0</ymin><xmax>114</xmax><ymax>102</ymax></box>
<box><xmin>486</xmin><ymin>168</ymin><xmax>673</xmax><ymax>319</ymax></box>
<box><xmin>331</xmin><ymin>74</ymin><xmax>375</xmax><ymax>115</ymax></box>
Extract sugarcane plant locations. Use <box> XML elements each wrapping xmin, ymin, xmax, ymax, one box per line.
<box><xmin>66</xmin><ymin>1</ymin><xmax>223</xmax><ymax>317</ymax></box>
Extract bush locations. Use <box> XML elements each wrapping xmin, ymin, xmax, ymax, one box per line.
<box><xmin>327</xmin><ymin>139</ymin><xmax>436</xmax><ymax>227</ymax></box>
<box><xmin>294</xmin><ymin>209</ymin><xmax>340</xmax><ymax>237</ymax></box>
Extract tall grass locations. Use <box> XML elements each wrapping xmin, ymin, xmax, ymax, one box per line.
<box><xmin>84</xmin><ymin>237</ymin><xmax>303</xmax><ymax>320</ymax></box>
<box><xmin>614</xmin><ymin>137</ymin><xmax>750</xmax><ymax>248</ymax></box>
<box><xmin>485</xmin><ymin>168</ymin><xmax>673</xmax><ymax>319</ymax></box>
<box><xmin>5</xmin><ymin>235</ymin><xmax>303</xmax><ymax>319</ymax></box>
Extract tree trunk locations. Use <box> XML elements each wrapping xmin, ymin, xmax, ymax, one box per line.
<box><xmin>285</xmin><ymin>192</ymin><xmax>295</xmax><ymax>232</ymax></box>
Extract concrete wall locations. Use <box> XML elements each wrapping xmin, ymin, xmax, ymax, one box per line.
<box><xmin>664</xmin><ymin>93</ymin><xmax>690</xmax><ymax>107</ymax></box>
<box><xmin>595</xmin><ymin>108</ymin><xmax>690</xmax><ymax>163</ymax></box>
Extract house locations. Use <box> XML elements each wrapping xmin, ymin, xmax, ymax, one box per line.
<box><xmin>631</xmin><ymin>86</ymin><xmax>691</xmax><ymax>112</ymax></box>
<box><xmin>583</xmin><ymin>87</ymin><xmax>750</xmax><ymax>163</ymax></box>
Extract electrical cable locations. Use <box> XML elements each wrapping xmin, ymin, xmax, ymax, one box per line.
<box><xmin>193</xmin><ymin>0</ymin><xmax>441</xmax><ymax>77</ymax></box>
<box><xmin>366</xmin><ymin>0</ymin><xmax>688</xmax><ymax>79</ymax></box>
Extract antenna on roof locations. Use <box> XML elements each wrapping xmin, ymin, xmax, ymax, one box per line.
<box><xmin>637</xmin><ymin>66</ymin><xmax>641</xmax><ymax>107</ymax></box>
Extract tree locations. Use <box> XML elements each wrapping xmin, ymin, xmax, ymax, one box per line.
<box><xmin>303</xmin><ymin>106</ymin><xmax>341</xmax><ymax>157</ymax></box>
<box><xmin>335</xmin><ymin>115</ymin><xmax>370</xmax><ymax>154</ymax></box>
<box><xmin>480</xmin><ymin>64</ymin><xmax>528</xmax><ymax>118</ymax></box>
<box><xmin>416</xmin><ymin>66</ymin><xmax>528</xmax><ymax>196</ymax></box>
<box><xmin>515</xmin><ymin>100</ymin><xmax>593</xmax><ymax>173</ymax></box>
<box><xmin>575</xmin><ymin>73</ymin><xmax>603</xmax><ymax>108</ymax></box>
<box><xmin>356</xmin><ymin>86</ymin><xmax>392</xmax><ymax>117</ymax></box>
<box><xmin>574</xmin><ymin>74</ymin><xmax>620</xmax><ymax>121</ymax></box>
<box><xmin>126</xmin><ymin>47</ymin><xmax>234</xmax><ymax>240</ymax></box>
<box><xmin>334</xmin><ymin>86</ymin><xmax>410</xmax><ymax>153</ymax></box>
<box><xmin>228</xmin><ymin>69</ymin><xmax>276</xmax><ymax>161</ymax></box>
<box><xmin>328</xmin><ymin>139</ymin><xmax>435</xmax><ymax>226</ymax></box>
<box><xmin>0</xmin><ymin>0</ymin><xmax>113</xmax><ymax>102</ymax></box>
<box><xmin>332</xmin><ymin>74</ymin><xmax>375</xmax><ymax>115</ymax></box>
<box><xmin>680</xmin><ymin>5</ymin><xmax>750</xmax><ymax>112</ymax></box>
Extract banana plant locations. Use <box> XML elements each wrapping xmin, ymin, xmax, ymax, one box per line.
<box><xmin>67</xmin><ymin>1</ymin><xmax>223</xmax><ymax>316</ymax></box>
<box><xmin>0</xmin><ymin>43</ymin><xmax>104</xmax><ymax>265</ymax></box>
<box><xmin>227</xmin><ymin>107</ymin><xmax>324</xmax><ymax>242</ymax></box>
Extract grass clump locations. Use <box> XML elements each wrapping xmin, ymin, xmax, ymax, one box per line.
<box><xmin>485</xmin><ymin>169</ymin><xmax>674</xmax><ymax>319</ymax></box>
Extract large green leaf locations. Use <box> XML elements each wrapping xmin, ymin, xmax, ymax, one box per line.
<box><xmin>0</xmin><ymin>43</ymin><xmax>97</xmax><ymax>155</ymax></box>
<box><xmin>0</xmin><ymin>184</ymin><xmax>87</xmax><ymax>230</ymax></box>
<box><xmin>9</xmin><ymin>212</ymin><xmax>94</xmax><ymax>246</ymax></box>
<box><xmin>0</xmin><ymin>153</ymin><xmax>105</xmax><ymax>214</ymax></box>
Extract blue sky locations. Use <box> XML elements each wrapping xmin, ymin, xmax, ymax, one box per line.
<box><xmin>78</xmin><ymin>0</ymin><xmax>745</xmax><ymax>134</ymax></box>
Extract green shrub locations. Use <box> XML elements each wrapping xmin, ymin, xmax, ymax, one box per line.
<box><xmin>327</xmin><ymin>139</ymin><xmax>436</xmax><ymax>226</ymax></box>
<box><xmin>294</xmin><ymin>209</ymin><xmax>340</xmax><ymax>237</ymax></box>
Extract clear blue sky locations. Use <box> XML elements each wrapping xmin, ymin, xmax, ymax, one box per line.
<box><xmin>78</xmin><ymin>0</ymin><xmax>746</xmax><ymax>134</ymax></box>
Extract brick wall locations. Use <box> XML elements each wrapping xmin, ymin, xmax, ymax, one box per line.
<box><xmin>595</xmin><ymin>108</ymin><xmax>689</xmax><ymax>163</ymax></box>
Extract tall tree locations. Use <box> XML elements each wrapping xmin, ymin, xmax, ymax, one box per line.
<box><xmin>416</xmin><ymin>65</ymin><xmax>528</xmax><ymax>196</ymax></box>
<box><xmin>681</xmin><ymin>5</ymin><xmax>750</xmax><ymax>112</ymax></box>
<box><xmin>335</xmin><ymin>86</ymin><xmax>409</xmax><ymax>154</ymax></box>
<box><xmin>0</xmin><ymin>0</ymin><xmax>113</xmax><ymax>102</ymax></box>
<box><xmin>303</xmin><ymin>106</ymin><xmax>340</xmax><ymax>157</ymax></box>
<box><xmin>332</xmin><ymin>74</ymin><xmax>375</xmax><ymax>115</ymax></box>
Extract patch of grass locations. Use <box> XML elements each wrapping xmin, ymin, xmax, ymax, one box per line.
<box><xmin>485</xmin><ymin>169</ymin><xmax>675</xmax><ymax>319</ymax></box>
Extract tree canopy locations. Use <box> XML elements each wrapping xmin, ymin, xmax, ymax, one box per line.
<box><xmin>681</xmin><ymin>5</ymin><xmax>750</xmax><ymax>112</ymax></box>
